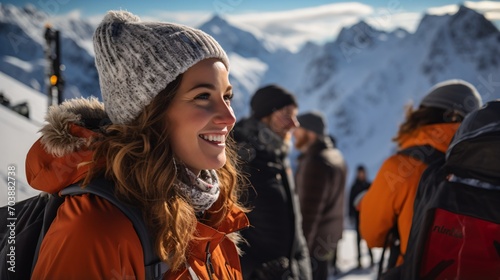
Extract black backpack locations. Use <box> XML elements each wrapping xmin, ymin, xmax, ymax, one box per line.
<box><xmin>399</xmin><ymin>164</ymin><xmax>500</xmax><ymax>279</ymax></box>
<box><xmin>390</xmin><ymin>101</ymin><xmax>500</xmax><ymax>279</ymax></box>
<box><xmin>0</xmin><ymin>178</ymin><xmax>168</xmax><ymax>280</ymax></box>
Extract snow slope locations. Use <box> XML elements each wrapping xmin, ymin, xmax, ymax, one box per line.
<box><xmin>0</xmin><ymin>72</ymin><xmax>44</xmax><ymax>206</ymax></box>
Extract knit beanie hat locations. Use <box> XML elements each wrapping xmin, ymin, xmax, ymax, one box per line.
<box><xmin>420</xmin><ymin>79</ymin><xmax>482</xmax><ymax>117</ymax></box>
<box><xmin>93</xmin><ymin>10</ymin><xmax>229</xmax><ymax>124</ymax></box>
<box><xmin>250</xmin><ymin>84</ymin><xmax>297</xmax><ymax>119</ymax></box>
<box><xmin>297</xmin><ymin>111</ymin><xmax>327</xmax><ymax>136</ymax></box>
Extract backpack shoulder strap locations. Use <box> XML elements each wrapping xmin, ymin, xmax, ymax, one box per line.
<box><xmin>31</xmin><ymin>193</ymin><xmax>65</xmax><ymax>274</ymax></box>
<box><xmin>397</xmin><ymin>145</ymin><xmax>445</xmax><ymax>165</ymax></box>
<box><xmin>60</xmin><ymin>178</ymin><xmax>169</xmax><ymax>280</ymax></box>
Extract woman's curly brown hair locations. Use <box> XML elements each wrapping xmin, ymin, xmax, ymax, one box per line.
<box><xmin>393</xmin><ymin>103</ymin><xmax>464</xmax><ymax>144</ymax></box>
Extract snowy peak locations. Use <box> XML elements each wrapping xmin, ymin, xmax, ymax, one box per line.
<box><xmin>442</xmin><ymin>5</ymin><xmax>499</xmax><ymax>57</ymax></box>
<box><xmin>336</xmin><ymin>20</ymin><xmax>387</xmax><ymax>50</ymax></box>
<box><xmin>420</xmin><ymin>5</ymin><xmax>500</xmax><ymax>81</ymax></box>
<box><xmin>201</xmin><ymin>14</ymin><xmax>226</xmax><ymax>27</ymax></box>
<box><xmin>20</xmin><ymin>4</ymin><xmax>47</xmax><ymax>20</ymax></box>
<box><xmin>448</xmin><ymin>5</ymin><xmax>498</xmax><ymax>42</ymax></box>
<box><xmin>0</xmin><ymin>3</ymin><xmax>99</xmax><ymax>99</ymax></box>
<box><xmin>0</xmin><ymin>4</ymin><xmax>49</xmax><ymax>45</ymax></box>
<box><xmin>416</xmin><ymin>5</ymin><xmax>498</xmax><ymax>42</ymax></box>
<box><xmin>413</xmin><ymin>13</ymin><xmax>450</xmax><ymax>39</ymax></box>
<box><xmin>199</xmin><ymin>15</ymin><xmax>272</xmax><ymax>58</ymax></box>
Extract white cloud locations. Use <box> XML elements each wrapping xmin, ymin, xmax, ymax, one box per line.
<box><xmin>365</xmin><ymin>11</ymin><xmax>422</xmax><ymax>33</ymax></box>
<box><xmin>146</xmin><ymin>11</ymin><xmax>212</xmax><ymax>26</ymax></box>
<box><xmin>426</xmin><ymin>4</ymin><xmax>459</xmax><ymax>15</ymax></box>
<box><xmin>484</xmin><ymin>11</ymin><xmax>500</xmax><ymax>21</ymax></box>
<box><xmin>464</xmin><ymin>1</ymin><xmax>500</xmax><ymax>12</ymax></box>
<box><xmin>226</xmin><ymin>2</ymin><xmax>374</xmax><ymax>51</ymax></box>
<box><xmin>465</xmin><ymin>1</ymin><xmax>500</xmax><ymax>21</ymax></box>
<box><xmin>426</xmin><ymin>1</ymin><xmax>500</xmax><ymax>18</ymax></box>
<box><xmin>425</xmin><ymin>1</ymin><xmax>500</xmax><ymax>27</ymax></box>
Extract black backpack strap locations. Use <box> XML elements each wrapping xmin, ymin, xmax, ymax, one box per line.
<box><xmin>60</xmin><ymin>178</ymin><xmax>169</xmax><ymax>280</ymax></box>
<box><xmin>32</xmin><ymin>193</ymin><xmax>65</xmax><ymax>274</ymax></box>
<box><xmin>397</xmin><ymin>145</ymin><xmax>445</xmax><ymax>165</ymax></box>
<box><xmin>377</xmin><ymin>221</ymin><xmax>400</xmax><ymax>280</ymax></box>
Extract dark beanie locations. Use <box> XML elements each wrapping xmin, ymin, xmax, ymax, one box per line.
<box><xmin>251</xmin><ymin>84</ymin><xmax>297</xmax><ymax>119</ymax></box>
<box><xmin>297</xmin><ymin>111</ymin><xmax>326</xmax><ymax>136</ymax></box>
<box><xmin>420</xmin><ymin>79</ymin><xmax>482</xmax><ymax>117</ymax></box>
<box><xmin>357</xmin><ymin>165</ymin><xmax>366</xmax><ymax>172</ymax></box>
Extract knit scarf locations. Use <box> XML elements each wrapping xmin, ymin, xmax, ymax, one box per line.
<box><xmin>175</xmin><ymin>166</ymin><xmax>220</xmax><ymax>212</ymax></box>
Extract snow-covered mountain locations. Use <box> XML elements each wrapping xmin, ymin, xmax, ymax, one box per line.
<box><xmin>1</xmin><ymin>3</ymin><xmax>500</xmax><ymax>186</ymax></box>
<box><xmin>0</xmin><ymin>3</ymin><xmax>99</xmax><ymax>100</ymax></box>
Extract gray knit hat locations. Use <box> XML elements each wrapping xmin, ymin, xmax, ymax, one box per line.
<box><xmin>93</xmin><ymin>10</ymin><xmax>229</xmax><ymax>124</ymax></box>
<box><xmin>297</xmin><ymin>111</ymin><xmax>327</xmax><ymax>136</ymax></box>
<box><xmin>420</xmin><ymin>79</ymin><xmax>482</xmax><ymax>117</ymax></box>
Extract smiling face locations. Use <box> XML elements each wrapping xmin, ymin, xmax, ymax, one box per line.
<box><xmin>166</xmin><ymin>58</ymin><xmax>235</xmax><ymax>175</ymax></box>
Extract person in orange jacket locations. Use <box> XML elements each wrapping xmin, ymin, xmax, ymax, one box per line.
<box><xmin>27</xmin><ymin>11</ymin><xmax>249</xmax><ymax>279</ymax></box>
<box><xmin>359</xmin><ymin>80</ymin><xmax>482</xmax><ymax>269</ymax></box>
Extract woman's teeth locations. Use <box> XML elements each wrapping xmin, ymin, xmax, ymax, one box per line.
<box><xmin>200</xmin><ymin>134</ymin><xmax>225</xmax><ymax>142</ymax></box>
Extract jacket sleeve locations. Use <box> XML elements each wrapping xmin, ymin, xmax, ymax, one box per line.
<box><xmin>32</xmin><ymin>195</ymin><xmax>145</xmax><ymax>279</ymax></box>
<box><xmin>359</xmin><ymin>155</ymin><xmax>407</xmax><ymax>248</ymax></box>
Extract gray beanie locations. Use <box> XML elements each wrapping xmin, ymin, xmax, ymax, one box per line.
<box><xmin>93</xmin><ymin>10</ymin><xmax>229</xmax><ymax>124</ymax></box>
<box><xmin>420</xmin><ymin>79</ymin><xmax>482</xmax><ymax>117</ymax></box>
<box><xmin>297</xmin><ymin>111</ymin><xmax>327</xmax><ymax>136</ymax></box>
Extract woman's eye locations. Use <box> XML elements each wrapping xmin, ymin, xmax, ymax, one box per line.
<box><xmin>194</xmin><ymin>93</ymin><xmax>210</xmax><ymax>100</ymax></box>
<box><xmin>224</xmin><ymin>93</ymin><xmax>234</xmax><ymax>101</ymax></box>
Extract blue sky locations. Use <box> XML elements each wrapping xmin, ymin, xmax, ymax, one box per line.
<box><xmin>1</xmin><ymin>0</ymin><xmax>490</xmax><ymax>17</ymax></box>
<box><xmin>3</xmin><ymin>0</ymin><xmax>500</xmax><ymax>52</ymax></box>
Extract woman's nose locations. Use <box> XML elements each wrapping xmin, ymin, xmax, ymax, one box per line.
<box><xmin>214</xmin><ymin>100</ymin><xmax>236</xmax><ymax>125</ymax></box>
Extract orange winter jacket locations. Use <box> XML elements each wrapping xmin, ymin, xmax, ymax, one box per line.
<box><xmin>359</xmin><ymin>123</ymin><xmax>459</xmax><ymax>265</ymax></box>
<box><xmin>25</xmin><ymin>98</ymin><xmax>249</xmax><ymax>280</ymax></box>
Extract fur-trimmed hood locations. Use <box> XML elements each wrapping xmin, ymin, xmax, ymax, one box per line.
<box><xmin>26</xmin><ymin>97</ymin><xmax>109</xmax><ymax>193</ymax></box>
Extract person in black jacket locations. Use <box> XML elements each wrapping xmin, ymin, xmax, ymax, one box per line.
<box><xmin>348</xmin><ymin>165</ymin><xmax>374</xmax><ymax>269</ymax></box>
<box><xmin>233</xmin><ymin>84</ymin><xmax>312</xmax><ymax>280</ymax></box>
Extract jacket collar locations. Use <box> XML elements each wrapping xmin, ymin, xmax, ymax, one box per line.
<box><xmin>235</xmin><ymin>117</ymin><xmax>289</xmax><ymax>158</ymax></box>
<box><xmin>398</xmin><ymin>123</ymin><xmax>460</xmax><ymax>153</ymax></box>
<box><xmin>190</xmin><ymin>203</ymin><xmax>249</xmax><ymax>260</ymax></box>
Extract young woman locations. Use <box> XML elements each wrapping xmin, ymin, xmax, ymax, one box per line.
<box><xmin>26</xmin><ymin>11</ymin><xmax>248</xmax><ymax>279</ymax></box>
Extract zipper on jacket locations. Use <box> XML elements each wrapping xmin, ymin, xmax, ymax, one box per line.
<box><xmin>205</xmin><ymin>242</ymin><xmax>215</xmax><ymax>280</ymax></box>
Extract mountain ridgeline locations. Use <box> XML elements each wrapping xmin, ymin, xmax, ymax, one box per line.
<box><xmin>1</xmin><ymin>3</ymin><xmax>499</xmax><ymax>174</ymax></box>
